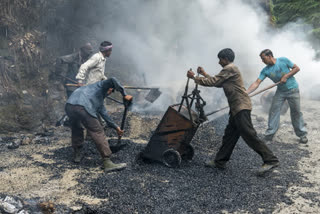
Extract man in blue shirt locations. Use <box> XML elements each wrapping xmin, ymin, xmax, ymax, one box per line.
<box><xmin>65</xmin><ymin>77</ymin><xmax>133</xmax><ymax>172</ymax></box>
<box><xmin>247</xmin><ymin>49</ymin><xmax>308</xmax><ymax>144</ymax></box>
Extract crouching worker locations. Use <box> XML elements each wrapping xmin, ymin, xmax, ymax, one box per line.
<box><xmin>187</xmin><ymin>48</ymin><xmax>279</xmax><ymax>175</ymax></box>
<box><xmin>65</xmin><ymin>77</ymin><xmax>133</xmax><ymax>172</ymax></box>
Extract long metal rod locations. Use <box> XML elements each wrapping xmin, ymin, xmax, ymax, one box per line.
<box><xmin>59</xmin><ymin>73</ymin><xmax>158</xmax><ymax>90</ymax></box>
<box><xmin>65</xmin><ymin>84</ymin><xmax>123</xmax><ymax>105</ymax></box>
<box><xmin>124</xmin><ymin>86</ymin><xmax>158</xmax><ymax>90</ymax></box>
<box><xmin>178</xmin><ymin>78</ymin><xmax>190</xmax><ymax>112</ymax></box>
<box><xmin>190</xmin><ymin>73</ymin><xmax>200</xmax><ymax>108</ymax></box>
<box><xmin>57</xmin><ymin>73</ymin><xmax>78</xmax><ymax>84</ymax></box>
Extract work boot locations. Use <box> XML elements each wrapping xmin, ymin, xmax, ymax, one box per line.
<box><xmin>299</xmin><ymin>136</ymin><xmax>308</xmax><ymax>144</ymax></box>
<box><xmin>102</xmin><ymin>158</ymin><xmax>127</xmax><ymax>173</ymax></box>
<box><xmin>73</xmin><ymin>148</ymin><xmax>83</xmax><ymax>163</ymax></box>
<box><xmin>205</xmin><ymin>160</ymin><xmax>226</xmax><ymax>170</ymax></box>
<box><xmin>257</xmin><ymin>162</ymin><xmax>279</xmax><ymax>176</ymax></box>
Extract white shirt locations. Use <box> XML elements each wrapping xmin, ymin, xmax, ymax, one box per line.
<box><xmin>76</xmin><ymin>51</ymin><xmax>107</xmax><ymax>85</ymax></box>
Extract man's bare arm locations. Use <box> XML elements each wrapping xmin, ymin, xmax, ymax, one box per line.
<box><xmin>280</xmin><ymin>64</ymin><xmax>300</xmax><ymax>83</ymax></box>
<box><xmin>246</xmin><ymin>78</ymin><xmax>262</xmax><ymax>94</ymax></box>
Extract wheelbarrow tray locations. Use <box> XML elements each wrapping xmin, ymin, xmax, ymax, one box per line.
<box><xmin>138</xmin><ymin>104</ymin><xmax>199</xmax><ymax>167</ymax></box>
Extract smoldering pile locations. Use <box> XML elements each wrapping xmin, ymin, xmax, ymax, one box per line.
<box><xmin>0</xmin><ymin>194</ymin><xmax>72</xmax><ymax>214</ymax></box>
<box><xmin>0</xmin><ymin>127</ymin><xmax>55</xmax><ymax>150</ymax></box>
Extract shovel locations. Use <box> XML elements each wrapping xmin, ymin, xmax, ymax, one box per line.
<box><xmin>109</xmin><ymin>98</ymin><xmax>132</xmax><ymax>153</ymax></box>
<box><xmin>65</xmin><ymin>83</ymin><xmax>161</xmax><ymax>103</ymax></box>
<box><xmin>124</xmin><ymin>86</ymin><xmax>162</xmax><ymax>103</ymax></box>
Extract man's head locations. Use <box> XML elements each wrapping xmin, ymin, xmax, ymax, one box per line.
<box><xmin>217</xmin><ymin>48</ymin><xmax>235</xmax><ymax>67</ymax></box>
<box><xmin>80</xmin><ymin>43</ymin><xmax>93</xmax><ymax>60</ymax></box>
<box><xmin>260</xmin><ymin>49</ymin><xmax>275</xmax><ymax>65</ymax></box>
<box><xmin>99</xmin><ymin>41</ymin><xmax>112</xmax><ymax>58</ymax></box>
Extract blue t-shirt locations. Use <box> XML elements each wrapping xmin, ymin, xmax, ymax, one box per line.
<box><xmin>258</xmin><ymin>57</ymin><xmax>299</xmax><ymax>91</ymax></box>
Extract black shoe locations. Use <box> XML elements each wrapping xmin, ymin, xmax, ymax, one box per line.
<box><xmin>299</xmin><ymin>136</ymin><xmax>308</xmax><ymax>144</ymax></box>
<box><xmin>205</xmin><ymin>160</ymin><xmax>226</xmax><ymax>170</ymax></box>
<box><xmin>264</xmin><ymin>134</ymin><xmax>274</xmax><ymax>142</ymax></box>
<box><xmin>73</xmin><ymin>148</ymin><xmax>83</xmax><ymax>163</ymax></box>
<box><xmin>257</xmin><ymin>162</ymin><xmax>279</xmax><ymax>176</ymax></box>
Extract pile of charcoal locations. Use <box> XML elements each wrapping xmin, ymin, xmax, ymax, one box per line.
<box><xmin>71</xmin><ymin>113</ymin><xmax>317</xmax><ymax>213</ymax></box>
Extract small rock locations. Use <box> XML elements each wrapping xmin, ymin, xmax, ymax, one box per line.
<box><xmin>0</xmin><ymin>201</ymin><xmax>18</xmax><ymax>214</ymax></box>
<box><xmin>21</xmin><ymin>136</ymin><xmax>32</xmax><ymax>145</ymax></box>
<box><xmin>4</xmin><ymin>196</ymin><xmax>23</xmax><ymax>210</ymax></box>
<box><xmin>38</xmin><ymin>201</ymin><xmax>55</xmax><ymax>214</ymax></box>
<box><xmin>7</xmin><ymin>139</ymin><xmax>21</xmax><ymax>149</ymax></box>
<box><xmin>18</xmin><ymin>210</ymin><xmax>30</xmax><ymax>214</ymax></box>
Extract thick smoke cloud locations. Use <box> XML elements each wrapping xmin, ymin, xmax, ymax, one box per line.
<box><xmin>88</xmin><ymin>0</ymin><xmax>319</xmax><ymax>110</ymax></box>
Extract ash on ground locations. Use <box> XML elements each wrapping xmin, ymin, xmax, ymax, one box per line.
<box><xmin>1</xmin><ymin>100</ymin><xmax>320</xmax><ymax>213</ymax></box>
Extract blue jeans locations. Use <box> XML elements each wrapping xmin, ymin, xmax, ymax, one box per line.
<box><xmin>266</xmin><ymin>88</ymin><xmax>307</xmax><ymax>138</ymax></box>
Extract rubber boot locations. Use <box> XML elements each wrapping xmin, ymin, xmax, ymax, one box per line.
<box><xmin>73</xmin><ymin>148</ymin><xmax>83</xmax><ymax>163</ymax></box>
<box><xmin>103</xmin><ymin>158</ymin><xmax>127</xmax><ymax>173</ymax></box>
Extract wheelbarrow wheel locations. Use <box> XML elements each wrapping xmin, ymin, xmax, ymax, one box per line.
<box><xmin>181</xmin><ymin>144</ymin><xmax>194</xmax><ymax>160</ymax></box>
<box><xmin>162</xmin><ymin>149</ymin><xmax>181</xmax><ymax>168</ymax></box>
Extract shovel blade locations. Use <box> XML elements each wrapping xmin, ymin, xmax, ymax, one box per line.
<box><xmin>145</xmin><ymin>88</ymin><xmax>162</xmax><ymax>103</ymax></box>
<box><xmin>109</xmin><ymin>139</ymin><xmax>127</xmax><ymax>153</ymax></box>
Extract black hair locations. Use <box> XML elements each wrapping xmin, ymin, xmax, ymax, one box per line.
<box><xmin>217</xmin><ymin>48</ymin><xmax>235</xmax><ymax>62</ymax></box>
<box><xmin>100</xmin><ymin>41</ymin><xmax>112</xmax><ymax>47</ymax></box>
<box><xmin>260</xmin><ymin>49</ymin><xmax>273</xmax><ymax>57</ymax></box>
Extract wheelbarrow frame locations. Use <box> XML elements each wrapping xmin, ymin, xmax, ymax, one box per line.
<box><xmin>137</xmin><ymin>76</ymin><xmax>207</xmax><ymax>167</ymax></box>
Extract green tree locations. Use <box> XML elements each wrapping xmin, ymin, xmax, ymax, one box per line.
<box><xmin>271</xmin><ymin>0</ymin><xmax>320</xmax><ymax>38</ymax></box>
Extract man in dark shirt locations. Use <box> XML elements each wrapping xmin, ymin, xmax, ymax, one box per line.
<box><xmin>55</xmin><ymin>43</ymin><xmax>93</xmax><ymax>127</ymax></box>
<box><xmin>187</xmin><ymin>48</ymin><xmax>279</xmax><ymax>174</ymax></box>
<box><xmin>56</xmin><ymin>43</ymin><xmax>93</xmax><ymax>97</ymax></box>
<box><xmin>65</xmin><ymin>77</ymin><xmax>133</xmax><ymax>172</ymax></box>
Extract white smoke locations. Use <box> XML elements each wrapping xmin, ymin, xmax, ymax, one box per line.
<box><xmin>96</xmin><ymin>0</ymin><xmax>320</xmax><ymax>111</ymax></box>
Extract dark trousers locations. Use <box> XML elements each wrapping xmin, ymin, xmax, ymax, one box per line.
<box><xmin>215</xmin><ymin>110</ymin><xmax>279</xmax><ymax>167</ymax></box>
<box><xmin>65</xmin><ymin>104</ymin><xmax>112</xmax><ymax>158</ymax></box>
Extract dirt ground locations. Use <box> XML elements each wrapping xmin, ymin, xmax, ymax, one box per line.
<box><xmin>0</xmin><ymin>99</ymin><xmax>320</xmax><ymax>213</ymax></box>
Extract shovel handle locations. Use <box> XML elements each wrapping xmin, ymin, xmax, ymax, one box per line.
<box><xmin>248</xmin><ymin>82</ymin><xmax>280</xmax><ymax>97</ymax></box>
<box><xmin>117</xmin><ymin>99</ymin><xmax>131</xmax><ymax>143</ymax></box>
<box><xmin>66</xmin><ymin>83</ymin><xmax>81</xmax><ymax>87</ymax></box>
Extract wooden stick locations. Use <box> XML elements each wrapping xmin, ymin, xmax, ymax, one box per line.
<box><xmin>205</xmin><ymin>82</ymin><xmax>280</xmax><ymax>117</ymax></box>
<box><xmin>248</xmin><ymin>82</ymin><xmax>280</xmax><ymax>97</ymax></box>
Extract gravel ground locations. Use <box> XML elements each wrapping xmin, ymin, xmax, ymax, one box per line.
<box><xmin>1</xmin><ymin>100</ymin><xmax>320</xmax><ymax>213</ymax></box>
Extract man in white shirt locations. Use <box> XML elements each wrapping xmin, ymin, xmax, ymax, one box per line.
<box><xmin>76</xmin><ymin>41</ymin><xmax>112</xmax><ymax>85</ymax></box>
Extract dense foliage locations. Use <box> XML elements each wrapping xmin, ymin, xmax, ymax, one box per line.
<box><xmin>271</xmin><ymin>0</ymin><xmax>320</xmax><ymax>38</ymax></box>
